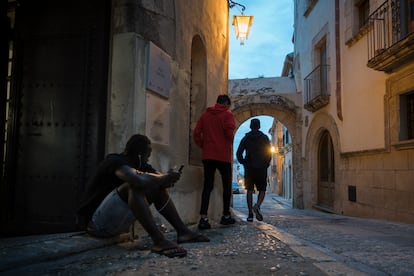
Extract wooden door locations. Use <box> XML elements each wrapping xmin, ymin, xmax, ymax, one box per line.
<box><xmin>317</xmin><ymin>131</ymin><xmax>335</xmax><ymax>209</ymax></box>
<box><xmin>1</xmin><ymin>0</ymin><xmax>110</xmax><ymax>236</ymax></box>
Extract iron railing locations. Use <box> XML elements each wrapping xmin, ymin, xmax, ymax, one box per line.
<box><xmin>304</xmin><ymin>64</ymin><xmax>329</xmax><ymax>112</ymax></box>
<box><xmin>367</xmin><ymin>0</ymin><xmax>414</xmax><ymax>62</ymax></box>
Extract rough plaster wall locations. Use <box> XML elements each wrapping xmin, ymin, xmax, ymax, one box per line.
<box><xmin>107</xmin><ymin>34</ymin><xmax>147</xmax><ymax>153</ymax></box>
<box><xmin>341</xmin><ymin>41</ymin><xmax>386</xmax><ymax>152</ymax></box>
<box><xmin>174</xmin><ymin>0</ymin><xmax>229</xmax><ymax>104</ymax></box>
<box><xmin>112</xmin><ymin>0</ymin><xmax>176</xmax><ymax>54</ymax></box>
<box><xmin>340</xmin><ymin>0</ymin><xmax>387</xmax><ymax>153</ymax></box>
<box><xmin>229</xmin><ymin>77</ymin><xmax>297</xmax><ymax>95</ymax></box>
<box><xmin>171</xmin><ymin>0</ymin><xmax>229</xmax><ymax>222</ymax></box>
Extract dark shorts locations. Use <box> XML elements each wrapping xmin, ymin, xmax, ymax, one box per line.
<box><xmin>244</xmin><ymin>167</ymin><xmax>268</xmax><ymax>192</ymax></box>
<box><xmin>89</xmin><ymin>189</ymin><xmax>135</xmax><ymax>238</ymax></box>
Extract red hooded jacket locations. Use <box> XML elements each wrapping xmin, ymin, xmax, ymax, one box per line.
<box><xmin>193</xmin><ymin>103</ymin><xmax>235</xmax><ymax>163</ymax></box>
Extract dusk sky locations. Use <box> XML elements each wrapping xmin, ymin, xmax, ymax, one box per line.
<box><xmin>229</xmin><ymin>0</ymin><xmax>294</xmax><ymax>79</ymax></box>
<box><xmin>230</xmin><ymin>1</ymin><xmax>294</xmax><ymax>156</ymax></box>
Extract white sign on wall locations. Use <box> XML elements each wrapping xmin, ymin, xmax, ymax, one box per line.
<box><xmin>146</xmin><ymin>92</ymin><xmax>170</xmax><ymax>145</ymax></box>
<box><xmin>146</xmin><ymin>41</ymin><xmax>171</xmax><ymax>98</ymax></box>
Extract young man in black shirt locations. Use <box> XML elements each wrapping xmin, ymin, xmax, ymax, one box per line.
<box><xmin>78</xmin><ymin>134</ymin><xmax>209</xmax><ymax>258</ymax></box>
<box><xmin>236</xmin><ymin>119</ymin><xmax>271</xmax><ymax>222</ymax></box>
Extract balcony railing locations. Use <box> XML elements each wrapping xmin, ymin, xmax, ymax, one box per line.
<box><xmin>367</xmin><ymin>0</ymin><xmax>414</xmax><ymax>72</ymax></box>
<box><xmin>304</xmin><ymin>64</ymin><xmax>330</xmax><ymax>112</ymax></box>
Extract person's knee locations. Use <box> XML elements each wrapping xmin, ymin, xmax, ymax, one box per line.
<box><xmin>146</xmin><ymin>188</ymin><xmax>168</xmax><ymax>205</ymax></box>
<box><xmin>120</xmin><ymin>183</ymin><xmax>147</xmax><ymax>203</ymax></box>
<box><xmin>117</xmin><ymin>183</ymin><xmax>131</xmax><ymax>202</ymax></box>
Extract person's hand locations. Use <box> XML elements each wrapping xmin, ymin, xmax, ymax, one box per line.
<box><xmin>167</xmin><ymin>171</ymin><xmax>181</xmax><ymax>183</ymax></box>
<box><xmin>159</xmin><ymin>170</ymin><xmax>181</xmax><ymax>189</ymax></box>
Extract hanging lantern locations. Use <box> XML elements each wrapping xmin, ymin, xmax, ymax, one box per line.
<box><xmin>232</xmin><ymin>14</ymin><xmax>254</xmax><ymax>45</ymax></box>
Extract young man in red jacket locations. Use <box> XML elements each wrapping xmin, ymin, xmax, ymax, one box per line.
<box><xmin>193</xmin><ymin>94</ymin><xmax>236</xmax><ymax>229</ymax></box>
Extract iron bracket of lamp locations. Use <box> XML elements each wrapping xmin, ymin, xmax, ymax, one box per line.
<box><xmin>228</xmin><ymin>0</ymin><xmax>246</xmax><ymax>12</ymax></box>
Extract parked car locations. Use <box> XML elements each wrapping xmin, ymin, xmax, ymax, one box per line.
<box><xmin>232</xmin><ymin>182</ymin><xmax>240</xmax><ymax>194</ymax></box>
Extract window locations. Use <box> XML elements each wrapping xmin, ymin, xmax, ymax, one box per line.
<box><xmin>345</xmin><ymin>0</ymin><xmax>370</xmax><ymax>46</ymax></box>
<box><xmin>304</xmin><ymin>37</ymin><xmax>329</xmax><ymax>112</ymax></box>
<box><xmin>400</xmin><ymin>91</ymin><xmax>414</xmax><ymax>141</ymax></box>
<box><xmin>315</xmin><ymin>38</ymin><xmax>328</xmax><ymax>97</ymax></box>
<box><xmin>356</xmin><ymin>0</ymin><xmax>370</xmax><ymax>29</ymax></box>
<box><xmin>387</xmin><ymin>70</ymin><xmax>414</xmax><ymax>149</ymax></box>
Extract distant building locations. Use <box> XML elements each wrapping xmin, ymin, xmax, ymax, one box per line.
<box><xmin>268</xmin><ymin>120</ymin><xmax>293</xmax><ymax>200</ymax></box>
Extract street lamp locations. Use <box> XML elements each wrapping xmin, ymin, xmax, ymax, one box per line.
<box><xmin>232</xmin><ymin>15</ymin><xmax>254</xmax><ymax>45</ymax></box>
<box><xmin>229</xmin><ymin>0</ymin><xmax>254</xmax><ymax>45</ymax></box>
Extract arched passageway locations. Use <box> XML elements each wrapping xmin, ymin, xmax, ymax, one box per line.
<box><xmin>229</xmin><ymin>92</ymin><xmax>304</xmax><ymax>208</ymax></box>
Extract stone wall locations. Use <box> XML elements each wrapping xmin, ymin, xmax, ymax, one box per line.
<box><xmin>107</xmin><ymin>0</ymin><xmax>229</xmax><ymax>226</ymax></box>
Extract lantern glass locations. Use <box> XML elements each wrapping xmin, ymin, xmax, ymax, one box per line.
<box><xmin>232</xmin><ymin>15</ymin><xmax>254</xmax><ymax>45</ymax></box>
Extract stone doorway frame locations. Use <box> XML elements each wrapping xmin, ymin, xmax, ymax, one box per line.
<box><xmin>303</xmin><ymin>113</ymin><xmax>341</xmax><ymax>211</ymax></box>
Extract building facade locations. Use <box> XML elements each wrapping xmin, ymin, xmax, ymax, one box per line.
<box><xmin>295</xmin><ymin>0</ymin><xmax>414</xmax><ymax>223</ymax></box>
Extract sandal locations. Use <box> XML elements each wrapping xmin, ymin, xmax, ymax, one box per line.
<box><xmin>151</xmin><ymin>246</ymin><xmax>187</xmax><ymax>258</ymax></box>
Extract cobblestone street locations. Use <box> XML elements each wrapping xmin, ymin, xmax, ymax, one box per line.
<box><xmin>233</xmin><ymin>194</ymin><xmax>414</xmax><ymax>275</ymax></box>
<box><xmin>1</xmin><ymin>194</ymin><xmax>414</xmax><ymax>275</ymax></box>
<box><xmin>2</xmin><ymin>219</ymin><xmax>326</xmax><ymax>275</ymax></box>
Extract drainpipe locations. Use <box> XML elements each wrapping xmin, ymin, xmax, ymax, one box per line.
<box><xmin>335</xmin><ymin>0</ymin><xmax>343</xmax><ymax>120</ymax></box>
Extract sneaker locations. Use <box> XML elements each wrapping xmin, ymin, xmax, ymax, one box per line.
<box><xmin>247</xmin><ymin>213</ymin><xmax>253</xmax><ymax>222</ymax></box>
<box><xmin>220</xmin><ymin>215</ymin><xmax>235</xmax><ymax>225</ymax></box>
<box><xmin>198</xmin><ymin>217</ymin><xmax>211</xmax><ymax>230</ymax></box>
<box><xmin>253</xmin><ymin>204</ymin><xmax>263</xmax><ymax>221</ymax></box>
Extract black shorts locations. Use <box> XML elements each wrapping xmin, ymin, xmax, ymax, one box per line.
<box><xmin>244</xmin><ymin>167</ymin><xmax>268</xmax><ymax>192</ymax></box>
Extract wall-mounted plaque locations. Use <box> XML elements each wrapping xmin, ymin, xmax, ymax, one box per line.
<box><xmin>146</xmin><ymin>41</ymin><xmax>171</xmax><ymax>98</ymax></box>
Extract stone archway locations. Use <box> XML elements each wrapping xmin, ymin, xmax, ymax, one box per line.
<box><xmin>229</xmin><ymin>91</ymin><xmax>304</xmax><ymax>208</ymax></box>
